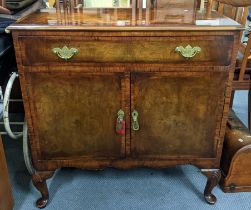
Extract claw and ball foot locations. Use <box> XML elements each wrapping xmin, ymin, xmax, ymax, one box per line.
<box><xmin>202</xmin><ymin>169</ymin><xmax>221</xmax><ymax>205</ymax></box>
<box><xmin>32</xmin><ymin>171</ymin><xmax>55</xmax><ymax>208</ymax></box>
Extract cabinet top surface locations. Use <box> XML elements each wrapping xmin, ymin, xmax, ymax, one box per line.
<box><xmin>8</xmin><ymin>8</ymin><xmax>243</xmax><ymax>32</ymax></box>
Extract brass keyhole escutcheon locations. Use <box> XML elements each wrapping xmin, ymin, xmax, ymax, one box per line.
<box><xmin>116</xmin><ymin>109</ymin><xmax>126</xmax><ymax>137</ymax></box>
<box><xmin>132</xmin><ymin>110</ymin><xmax>139</xmax><ymax>131</ymax></box>
<box><xmin>116</xmin><ymin>109</ymin><xmax>125</xmax><ymax>131</ymax></box>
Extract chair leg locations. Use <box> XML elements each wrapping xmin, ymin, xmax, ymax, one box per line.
<box><xmin>248</xmin><ymin>90</ymin><xmax>251</xmax><ymax>130</ymax></box>
<box><xmin>230</xmin><ymin>90</ymin><xmax>235</xmax><ymax>108</ymax></box>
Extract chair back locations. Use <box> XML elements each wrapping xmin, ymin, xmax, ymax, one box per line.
<box><xmin>215</xmin><ymin>0</ymin><xmax>251</xmax><ymax>7</ymax></box>
<box><xmin>208</xmin><ymin>0</ymin><xmax>251</xmax><ymax>82</ymax></box>
<box><xmin>55</xmin><ymin>0</ymin><xmax>204</xmax><ymax>10</ymax></box>
<box><xmin>0</xmin><ymin>0</ymin><xmax>6</xmax><ymax>7</ymax></box>
<box><xmin>208</xmin><ymin>0</ymin><xmax>248</xmax><ymax>24</ymax></box>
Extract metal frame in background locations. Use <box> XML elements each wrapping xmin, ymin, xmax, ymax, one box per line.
<box><xmin>0</xmin><ymin>72</ymin><xmax>35</xmax><ymax>174</ymax></box>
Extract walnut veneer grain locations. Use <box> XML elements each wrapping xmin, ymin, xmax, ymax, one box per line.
<box><xmin>19</xmin><ymin>35</ymin><xmax>233</xmax><ymax>66</ymax></box>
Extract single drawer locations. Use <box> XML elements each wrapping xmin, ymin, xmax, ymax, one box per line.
<box><xmin>19</xmin><ymin>35</ymin><xmax>233</xmax><ymax>66</ymax></box>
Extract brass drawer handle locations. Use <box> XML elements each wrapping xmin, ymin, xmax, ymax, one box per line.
<box><xmin>52</xmin><ymin>46</ymin><xmax>78</xmax><ymax>61</ymax></box>
<box><xmin>175</xmin><ymin>45</ymin><xmax>201</xmax><ymax>59</ymax></box>
<box><xmin>132</xmin><ymin>110</ymin><xmax>139</xmax><ymax>131</ymax></box>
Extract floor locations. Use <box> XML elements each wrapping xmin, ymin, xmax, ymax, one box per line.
<box><xmin>1</xmin><ymin>91</ymin><xmax>251</xmax><ymax>210</ymax></box>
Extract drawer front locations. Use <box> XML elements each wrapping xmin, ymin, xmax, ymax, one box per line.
<box><xmin>20</xmin><ymin>35</ymin><xmax>233</xmax><ymax>66</ymax></box>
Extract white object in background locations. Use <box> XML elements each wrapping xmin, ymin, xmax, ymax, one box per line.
<box><xmin>84</xmin><ymin>0</ymin><xmax>130</xmax><ymax>8</ymax></box>
<box><xmin>200</xmin><ymin>0</ymin><xmax>205</xmax><ymax>10</ymax></box>
<box><xmin>3</xmin><ymin>72</ymin><xmax>23</xmax><ymax>139</ymax></box>
<box><xmin>143</xmin><ymin>0</ymin><xmax>146</xmax><ymax>8</ymax></box>
<box><xmin>84</xmin><ymin>0</ymin><xmax>114</xmax><ymax>8</ymax></box>
<box><xmin>0</xmin><ymin>86</ymin><xmax>3</xmax><ymax>100</ymax></box>
<box><xmin>23</xmin><ymin>120</ymin><xmax>35</xmax><ymax>175</ymax></box>
<box><xmin>196</xmin><ymin>19</ymin><xmax>221</xmax><ymax>26</ymax></box>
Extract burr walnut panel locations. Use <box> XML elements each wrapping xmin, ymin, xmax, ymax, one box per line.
<box><xmin>131</xmin><ymin>71</ymin><xmax>227</xmax><ymax>158</ymax></box>
<box><xmin>19</xmin><ymin>35</ymin><xmax>233</xmax><ymax>66</ymax></box>
<box><xmin>27</xmin><ymin>72</ymin><xmax>126</xmax><ymax>160</ymax></box>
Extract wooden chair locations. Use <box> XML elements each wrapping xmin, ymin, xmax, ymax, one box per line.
<box><xmin>208</xmin><ymin>0</ymin><xmax>251</xmax><ymax>129</ymax></box>
<box><xmin>0</xmin><ymin>0</ymin><xmax>5</xmax><ymax>6</ymax></box>
<box><xmin>56</xmin><ymin>0</ymin><xmax>202</xmax><ymax>10</ymax></box>
<box><xmin>0</xmin><ymin>0</ymin><xmax>11</xmax><ymax>14</ymax></box>
<box><xmin>0</xmin><ymin>136</ymin><xmax>13</xmax><ymax>210</ymax></box>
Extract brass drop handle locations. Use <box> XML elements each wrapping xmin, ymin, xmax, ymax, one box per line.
<box><xmin>52</xmin><ymin>46</ymin><xmax>78</xmax><ymax>61</ymax></box>
<box><xmin>116</xmin><ymin>110</ymin><xmax>125</xmax><ymax>136</ymax></box>
<box><xmin>175</xmin><ymin>45</ymin><xmax>201</xmax><ymax>59</ymax></box>
<box><xmin>132</xmin><ymin>110</ymin><xmax>139</xmax><ymax>131</ymax></box>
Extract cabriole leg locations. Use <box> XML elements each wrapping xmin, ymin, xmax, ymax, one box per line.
<box><xmin>32</xmin><ymin>171</ymin><xmax>55</xmax><ymax>209</ymax></box>
<box><xmin>201</xmin><ymin>169</ymin><xmax>221</xmax><ymax>205</ymax></box>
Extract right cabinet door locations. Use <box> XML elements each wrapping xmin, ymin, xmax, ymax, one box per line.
<box><xmin>131</xmin><ymin>70</ymin><xmax>227</xmax><ymax>159</ymax></box>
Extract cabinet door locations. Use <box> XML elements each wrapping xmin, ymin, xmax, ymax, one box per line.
<box><xmin>26</xmin><ymin>72</ymin><xmax>127</xmax><ymax>160</ymax></box>
<box><xmin>0</xmin><ymin>137</ymin><xmax>13</xmax><ymax>210</ymax></box>
<box><xmin>131</xmin><ymin>71</ymin><xmax>227</xmax><ymax>159</ymax></box>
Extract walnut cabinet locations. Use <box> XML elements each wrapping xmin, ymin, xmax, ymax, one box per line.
<box><xmin>8</xmin><ymin>8</ymin><xmax>242</xmax><ymax>208</ymax></box>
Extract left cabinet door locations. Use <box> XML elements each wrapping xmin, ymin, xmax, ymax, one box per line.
<box><xmin>25</xmin><ymin>71</ymin><xmax>127</xmax><ymax>161</ymax></box>
<box><xmin>0</xmin><ymin>136</ymin><xmax>13</xmax><ymax>210</ymax></box>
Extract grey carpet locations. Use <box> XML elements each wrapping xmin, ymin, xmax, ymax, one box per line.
<box><xmin>2</xmin><ymin>90</ymin><xmax>251</xmax><ymax>210</ymax></box>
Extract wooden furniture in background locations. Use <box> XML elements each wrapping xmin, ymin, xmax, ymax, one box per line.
<box><xmin>0</xmin><ymin>136</ymin><xmax>13</xmax><ymax>210</ymax></box>
<box><xmin>220</xmin><ymin>109</ymin><xmax>251</xmax><ymax>192</ymax></box>
<box><xmin>0</xmin><ymin>0</ymin><xmax>5</xmax><ymax>7</ymax></box>
<box><xmin>206</xmin><ymin>0</ymin><xmax>251</xmax><ymax>193</ymax></box>
<box><xmin>0</xmin><ymin>0</ymin><xmax>11</xmax><ymax>14</ymax></box>
<box><xmin>216</xmin><ymin>0</ymin><xmax>251</xmax><ymax>6</ymax></box>
<box><xmin>8</xmin><ymin>1</ymin><xmax>242</xmax><ymax>208</ymax></box>
<box><xmin>208</xmin><ymin>0</ymin><xmax>251</xmax><ymax>129</ymax></box>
